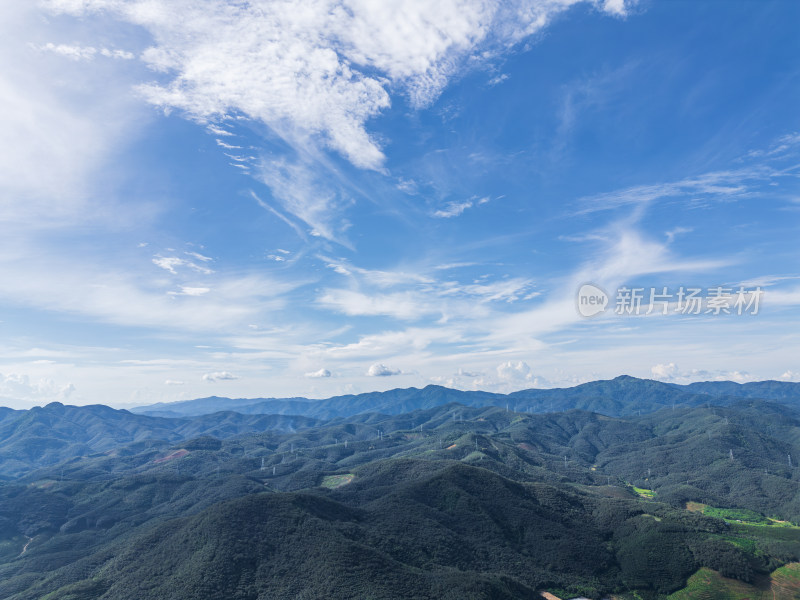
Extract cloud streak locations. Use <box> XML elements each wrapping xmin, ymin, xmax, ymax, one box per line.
<box><xmin>202</xmin><ymin>371</ymin><xmax>239</xmax><ymax>382</ymax></box>
<box><xmin>367</xmin><ymin>363</ymin><xmax>401</xmax><ymax>377</ymax></box>
<box><xmin>35</xmin><ymin>43</ymin><xmax>135</xmax><ymax>61</ymax></box>
<box><xmin>42</xmin><ymin>0</ymin><xmax>632</xmax><ymax>240</ymax></box>
<box><xmin>433</xmin><ymin>200</ymin><xmax>473</xmax><ymax>218</ymax></box>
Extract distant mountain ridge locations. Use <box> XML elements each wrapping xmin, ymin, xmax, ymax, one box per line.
<box><xmin>3</xmin><ymin>375</ymin><xmax>799</xmax><ymax>481</ymax></box>
<box><xmin>131</xmin><ymin>375</ymin><xmax>800</xmax><ymax>420</ymax></box>
<box><xmin>0</xmin><ymin>403</ymin><xmax>320</xmax><ymax>479</ymax></box>
<box><xmin>679</xmin><ymin>379</ymin><xmax>800</xmax><ymax>400</ymax></box>
<box><xmin>4</xmin><ymin>392</ymin><xmax>800</xmax><ymax>599</ymax></box>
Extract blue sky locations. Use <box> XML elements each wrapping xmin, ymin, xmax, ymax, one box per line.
<box><xmin>1</xmin><ymin>0</ymin><xmax>799</xmax><ymax>407</ymax></box>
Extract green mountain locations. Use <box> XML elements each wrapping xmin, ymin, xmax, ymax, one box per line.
<box><xmin>0</xmin><ymin>403</ymin><xmax>320</xmax><ymax>479</ymax></box>
<box><xmin>680</xmin><ymin>380</ymin><xmax>800</xmax><ymax>401</ymax></box>
<box><xmin>130</xmin><ymin>375</ymin><xmax>800</xmax><ymax>421</ymax></box>
<box><xmin>133</xmin><ymin>386</ymin><xmax>507</xmax><ymax>419</ymax></box>
<box><xmin>2</xmin><ymin>378</ymin><xmax>800</xmax><ymax>598</ymax></box>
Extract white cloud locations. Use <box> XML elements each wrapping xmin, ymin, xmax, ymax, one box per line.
<box><xmin>36</xmin><ymin>43</ymin><xmax>135</xmax><ymax>61</ymax></box>
<box><xmin>37</xmin><ymin>42</ymin><xmax>98</xmax><ymax>61</ymax></box>
<box><xmin>396</xmin><ymin>177</ymin><xmax>419</xmax><ymax>194</ymax></box>
<box><xmin>305</xmin><ymin>368</ymin><xmax>332</xmax><ymax>378</ymax></box>
<box><xmin>664</xmin><ymin>226</ymin><xmax>692</xmax><ymax>243</ymax></box>
<box><xmin>249</xmin><ymin>191</ymin><xmax>308</xmax><ymax>241</ymax></box>
<box><xmin>739</xmin><ymin>274</ymin><xmax>800</xmax><ymax>288</ymax></box>
<box><xmin>40</xmin><ymin>0</ymin><xmax>630</xmax><ymax>239</ymax></box>
<box><xmin>47</xmin><ymin>0</ymin><xmax>392</xmax><ymax>169</ymax></box>
<box><xmin>168</xmin><ymin>286</ymin><xmax>211</xmax><ymax>297</ymax></box>
<box><xmin>650</xmin><ymin>365</ymin><xmax>754</xmax><ymax>384</ymax></box>
<box><xmin>216</xmin><ymin>139</ymin><xmax>243</xmax><ymax>150</ymax></box>
<box><xmin>441</xmin><ymin>278</ymin><xmax>533</xmax><ymax>303</ymax></box>
<box><xmin>755</xmin><ymin>286</ymin><xmax>800</xmax><ymax>307</ymax></box>
<box><xmin>496</xmin><ymin>360</ymin><xmax>534</xmax><ymax>383</ymax></box>
<box><xmin>432</xmin><ymin>195</ymin><xmax>496</xmax><ymax>218</ymax></box>
<box><xmin>430</xmin><ymin>360</ymin><xmax>547</xmax><ymax>392</ymax></box>
<box><xmin>310</xmin><ymin>325</ymin><xmax>461</xmax><ymax>362</ymax></box>
<box><xmin>185</xmin><ymin>251</ymin><xmax>213</xmax><ymax>262</ymax></box>
<box><xmin>164</xmin><ymin>379</ymin><xmax>185</xmax><ymax>385</ymax></box>
<box><xmin>0</xmin><ymin>234</ymin><xmax>299</xmax><ymax>334</ymax></box>
<box><xmin>298</xmin><ymin>211</ymin><xmax>750</xmax><ymax>398</ymax></box>
<box><xmin>433</xmin><ymin>200</ymin><xmax>473</xmax><ymax>218</ymax></box>
<box><xmin>650</xmin><ymin>362</ymin><xmax>679</xmax><ymax>380</ymax></box>
<box><xmin>712</xmin><ymin>370</ymin><xmax>752</xmax><ymax>383</ymax></box>
<box><xmin>321</xmin><ymin>257</ymin><xmax>432</xmax><ymax>287</ymax></box>
<box><xmin>0</xmin><ymin>4</ymin><xmax>147</xmax><ymax>226</ymax></box>
<box><xmin>457</xmin><ymin>368</ymin><xmax>481</xmax><ymax>377</ymax></box>
<box><xmin>316</xmin><ymin>255</ymin><xmax>533</xmax><ymax>322</ymax></box>
<box><xmin>207</xmin><ymin>124</ymin><xmax>233</xmax><ymax>136</ymax></box>
<box><xmin>576</xmin><ymin>167</ymin><xmax>773</xmax><ymax>215</ymax></box>
<box><xmin>367</xmin><ymin>363</ymin><xmax>401</xmax><ymax>377</ymax></box>
<box><xmin>202</xmin><ymin>371</ymin><xmax>239</xmax><ymax>382</ymax></box>
<box><xmin>327</xmin><ymin>263</ymin><xmax>352</xmax><ymax>276</ymax></box>
<box><xmin>0</xmin><ymin>372</ymin><xmax>76</xmax><ymax>408</ymax></box>
<box><xmin>316</xmin><ymin>277</ymin><xmax>533</xmax><ymax>321</ymax></box>
<box><xmin>318</xmin><ymin>289</ymin><xmax>439</xmax><ymax>321</ymax></box>
<box><xmin>602</xmin><ymin>0</ymin><xmax>629</xmax><ymax>17</ymax></box>
<box><xmin>152</xmin><ymin>257</ymin><xmax>183</xmax><ymax>274</ymax></box>
<box><xmin>749</xmin><ymin>132</ymin><xmax>800</xmax><ymax>158</ymax></box>
<box><xmin>153</xmin><ymin>255</ymin><xmax>214</xmax><ymax>275</ymax></box>
<box><xmin>781</xmin><ymin>370</ymin><xmax>800</xmax><ymax>381</ymax></box>
<box><xmin>100</xmin><ymin>48</ymin><xmax>135</xmax><ymax>60</ymax></box>
<box><xmin>256</xmin><ymin>156</ymin><xmax>355</xmax><ymax>244</ymax></box>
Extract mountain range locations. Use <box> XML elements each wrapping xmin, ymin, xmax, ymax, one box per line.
<box><xmin>2</xmin><ymin>376</ymin><xmax>800</xmax><ymax>599</ymax></box>
<box><xmin>131</xmin><ymin>375</ymin><xmax>800</xmax><ymax>419</ymax></box>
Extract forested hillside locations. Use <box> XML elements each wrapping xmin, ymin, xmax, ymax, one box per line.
<box><xmin>2</xmin><ymin>379</ymin><xmax>800</xmax><ymax>598</ymax></box>
<box><xmin>132</xmin><ymin>376</ymin><xmax>800</xmax><ymax>419</ymax></box>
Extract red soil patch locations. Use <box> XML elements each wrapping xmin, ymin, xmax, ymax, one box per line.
<box><xmin>153</xmin><ymin>449</ymin><xmax>189</xmax><ymax>464</ymax></box>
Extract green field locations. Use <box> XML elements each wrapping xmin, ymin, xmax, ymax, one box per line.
<box><xmin>703</xmin><ymin>506</ymin><xmax>770</xmax><ymax>525</ymax></box>
<box><xmin>668</xmin><ymin>563</ymin><xmax>800</xmax><ymax>599</ymax></box>
<box><xmin>687</xmin><ymin>502</ymin><xmax>800</xmax><ymax>528</ymax></box>
<box><xmin>319</xmin><ymin>473</ymin><xmax>355</xmax><ymax>488</ymax></box>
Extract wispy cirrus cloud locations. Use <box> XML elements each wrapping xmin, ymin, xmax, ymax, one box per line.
<box><xmin>575</xmin><ymin>166</ymin><xmax>783</xmax><ymax>216</ymax></box>
<box><xmin>34</xmin><ymin>43</ymin><xmax>135</xmax><ymax>61</ymax></box>
<box><xmin>42</xmin><ymin>0</ymin><xmax>632</xmax><ymax>240</ymax></box>
<box><xmin>433</xmin><ymin>200</ymin><xmax>473</xmax><ymax>218</ymax></box>
<box><xmin>0</xmin><ymin>236</ymin><xmax>301</xmax><ymax>334</ymax></box>
<box><xmin>152</xmin><ymin>255</ymin><xmax>214</xmax><ymax>275</ymax></box>
<box><xmin>256</xmin><ymin>156</ymin><xmax>354</xmax><ymax>244</ymax></box>
<box><xmin>0</xmin><ymin>4</ymin><xmax>147</xmax><ymax>226</ymax></box>
<box><xmin>303</xmin><ymin>217</ymin><xmax>736</xmax><ymax>388</ymax></box>
<box><xmin>316</xmin><ymin>253</ymin><xmax>535</xmax><ymax>321</ymax></box>
<box><xmin>318</xmin><ymin>289</ymin><xmax>441</xmax><ymax>321</ymax></box>
<box><xmin>168</xmin><ymin>286</ymin><xmax>210</xmax><ymax>297</ymax></box>
<box><xmin>202</xmin><ymin>371</ymin><xmax>239</xmax><ymax>382</ymax></box>
<box><xmin>321</xmin><ymin>257</ymin><xmax>433</xmax><ymax>287</ymax></box>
